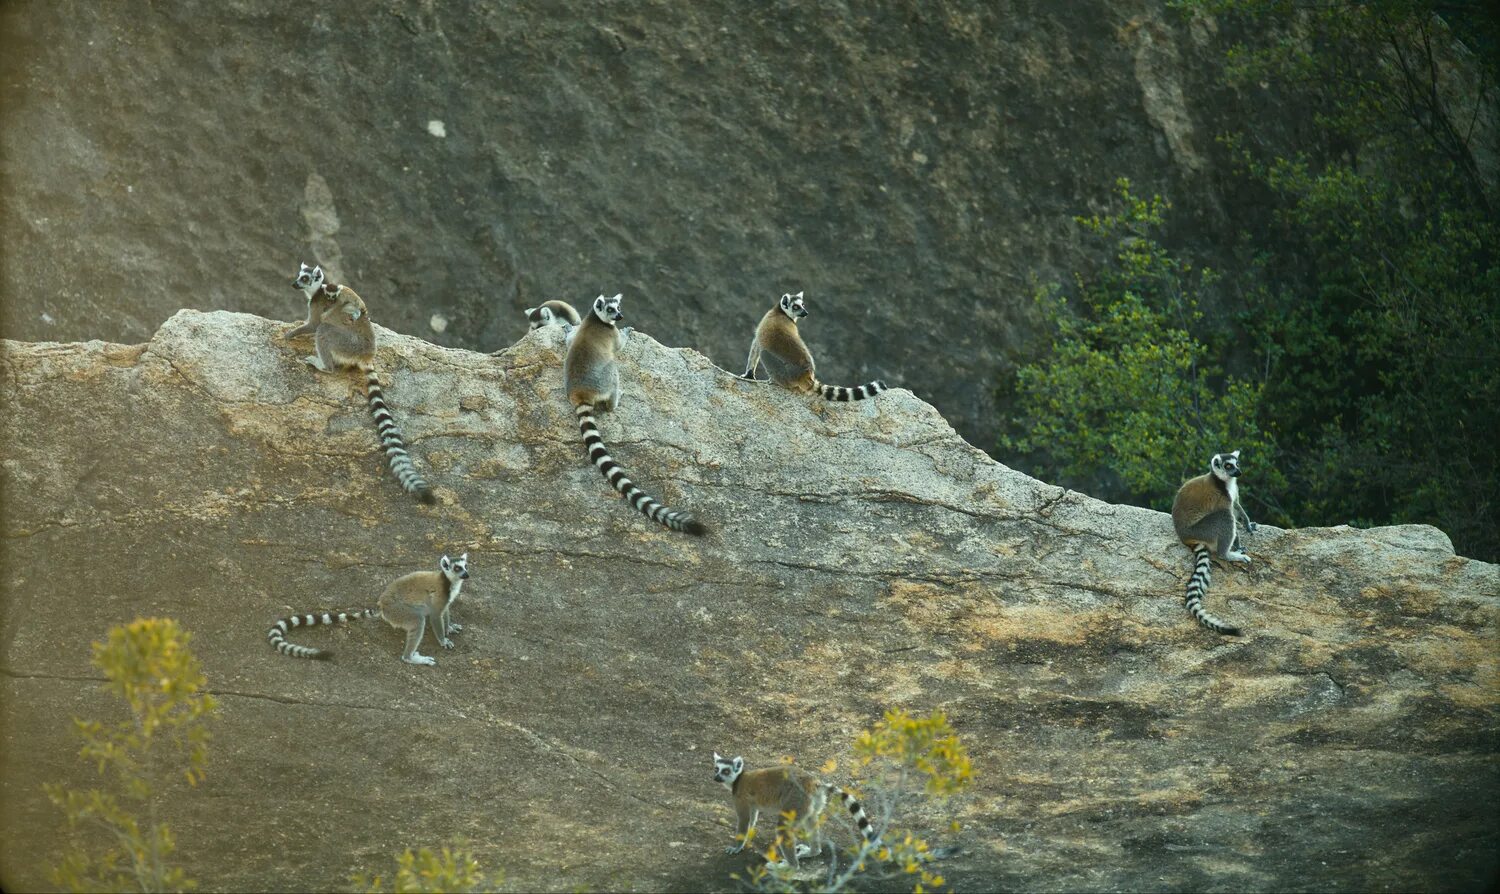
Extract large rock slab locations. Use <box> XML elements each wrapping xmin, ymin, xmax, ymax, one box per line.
<box><xmin>0</xmin><ymin>0</ymin><xmax>1321</xmax><ymax>450</ymax></box>
<box><xmin>1</xmin><ymin>311</ymin><xmax>1496</xmax><ymax>892</ymax></box>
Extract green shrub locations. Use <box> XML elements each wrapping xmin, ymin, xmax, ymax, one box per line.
<box><xmin>1001</xmin><ymin>1</ymin><xmax>1499</xmax><ymax>559</ymax></box>
<box><xmin>354</xmin><ymin>845</ymin><xmax>502</xmax><ymax>894</ymax></box>
<box><xmin>44</xmin><ymin>618</ymin><xmax>218</xmax><ymax>893</ymax></box>
<box><xmin>998</xmin><ymin>179</ymin><xmax>1279</xmax><ymax>514</ymax></box>
<box><xmin>739</xmin><ymin>709</ymin><xmax>971</xmax><ymax>894</ymax></box>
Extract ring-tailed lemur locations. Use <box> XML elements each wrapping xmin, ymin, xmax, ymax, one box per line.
<box><xmin>712</xmin><ymin>752</ymin><xmax>881</xmax><ymax>868</ymax></box>
<box><xmin>1170</xmin><ymin>450</ymin><xmax>1257</xmax><ymax>636</ymax></box>
<box><xmin>741</xmin><ymin>292</ymin><xmax>887</xmax><ymax>401</ymax></box>
<box><xmin>525</xmin><ymin>299</ymin><xmax>582</xmax><ymax>331</ymax></box>
<box><xmin>267</xmin><ymin>553</ymin><xmax>470</xmax><ymax>665</ymax></box>
<box><xmin>564</xmin><ymin>293</ymin><xmax>707</xmax><ymax>536</ymax></box>
<box><xmin>291</xmin><ymin>262</ymin><xmax>436</xmax><ymax>505</ymax></box>
<box><xmin>287</xmin><ymin>263</ymin><xmax>336</xmax><ymax>338</ymax></box>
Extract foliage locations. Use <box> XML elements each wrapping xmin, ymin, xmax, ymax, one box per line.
<box><xmin>1177</xmin><ymin>0</ymin><xmax>1500</xmax><ymax>558</ymax></box>
<box><xmin>998</xmin><ymin>178</ymin><xmax>1280</xmax><ymax>514</ymax></box>
<box><xmin>44</xmin><ymin>618</ymin><xmax>218</xmax><ymax>893</ymax></box>
<box><xmin>1001</xmin><ymin>1</ymin><xmax>1499</xmax><ymax>559</ymax></box>
<box><xmin>738</xmin><ymin>709</ymin><xmax>971</xmax><ymax>894</ymax></box>
<box><xmin>353</xmin><ymin>845</ymin><xmax>502</xmax><ymax>894</ymax></box>
<box><xmin>852</xmin><ymin>708</ymin><xmax>973</xmax><ymax>799</ymax></box>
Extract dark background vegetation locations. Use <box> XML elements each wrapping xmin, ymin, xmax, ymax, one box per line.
<box><xmin>1000</xmin><ymin>0</ymin><xmax>1499</xmax><ymax>560</ymax></box>
<box><xmin>2</xmin><ymin>0</ymin><xmax>1495</xmax><ymax>557</ymax></box>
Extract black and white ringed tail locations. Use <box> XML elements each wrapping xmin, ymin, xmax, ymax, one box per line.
<box><xmin>575</xmin><ymin>404</ymin><xmax>706</xmax><ymax>536</ymax></box>
<box><xmin>267</xmin><ymin>608</ymin><xmax>380</xmax><ymax>660</ymax></box>
<box><xmin>1185</xmin><ymin>544</ymin><xmax>1241</xmax><ymax>636</ymax></box>
<box><xmin>363</xmin><ymin>368</ymin><xmax>436</xmax><ymax>505</ymax></box>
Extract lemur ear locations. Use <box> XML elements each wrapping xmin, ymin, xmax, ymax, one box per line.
<box><xmin>1231</xmin><ymin>449</ymin><xmax>1241</xmax><ymax>458</ymax></box>
<box><xmin>713</xmin><ymin>751</ymin><xmax>723</xmax><ymax>763</ymax></box>
<box><xmin>794</xmin><ymin>291</ymin><xmax>804</xmax><ymax>299</ymax></box>
<box><xmin>460</xmin><ymin>552</ymin><xmax>468</xmax><ymax>562</ymax></box>
<box><xmin>313</xmin><ymin>265</ymin><xmax>323</xmax><ymax>277</ymax></box>
<box><xmin>440</xmin><ymin>554</ymin><xmax>452</xmax><ymax>571</ymax></box>
<box><xmin>732</xmin><ymin>757</ymin><xmax>744</xmax><ymax>773</ymax></box>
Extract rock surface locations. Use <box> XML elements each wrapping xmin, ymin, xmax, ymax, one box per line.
<box><xmin>1</xmin><ymin>312</ymin><xmax>1497</xmax><ymax>892</ymax></box>
<box><xmin>0</xmin><ymin>0</ymin><xmax>1302</xmax><ymax>451</ymax></box>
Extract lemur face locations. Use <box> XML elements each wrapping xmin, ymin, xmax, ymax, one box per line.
<box><xmin>779</xmin><ymin>291</ymin><xmax>808</xmax><ymax>320</ymax></box>
<box><xmin>440</xmin><ymin>553</ymin><xmax>471</xmax><ymax>580</ymax></box>
<box><xmin>712</xmin><ymin>752</ymin><xmax>745</xmax><ymax>789</ymax></box>
<box><xmin>526</xmin><ymin>306</ymin><xmax>554</xmax><ymax>329</ymax></box>
<box><xmin>593</xmin><ymin>294</ymin><xmax>624</xmax><ymax>324</ymax></box>
<box><xmin>292</xmin><ymin>262</ymin><xmax>324</xmax><ymax>292</ymax></box>
<box><xmin>1210</xmin><ymin>450</ymin><xmax>1242</xmax><ymax>480</ymax></box>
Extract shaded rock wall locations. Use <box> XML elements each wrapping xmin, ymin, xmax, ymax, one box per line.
<box><xmin>0</xmin><ymin>0</ymin><xmax>1276</xmax><ymax>451</ymax></box>
<box><xmin>1</xmin><ymin>313</ymin><xmax>1496</xmax><ymax>892</ymax></box>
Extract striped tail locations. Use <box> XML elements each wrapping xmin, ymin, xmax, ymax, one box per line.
<box><xmin>575</xmin><ymin>404</ymin><xmax>707</xmax><ymax>536</ymax></box>
<box><xmin>364</xmin><ymin>368</ymin><xmax>436</xmax><ymax>505</ymax></box>
<box><xmin>816</xmin><ymin>379</ymin><xmax>887</xmax><ymax>402</ymax></box>
<box><xmin>267</xmin><ymin>608</ymin><xmax>380</xmax><ymax>660</ymax></box>
<box><xmin>823</xmin><ymin>784</ymin><xmax>882</xmax><ymax>850</ymax></box>
<box><xmin>1185</xmin><ymin>544</ymin><xmax>1241</xmax><ymax>636</ymax></box>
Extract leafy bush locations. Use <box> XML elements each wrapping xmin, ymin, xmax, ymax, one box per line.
<box><xmin>44</xmin><ymin>618</ymin><xmax>218</xmax><ymax>893</ymax></box>
<box><xmin>1001</xmin><ymin>1</ymin><xmax>1499</xmax><ymax>559</ymax></box>
<box><xmin>354</xmin><ymin>845</ymin><xmax>502</xmax><ymax>894</ymax></box>
<box><xmin>740</xmin><ymin>709</ymin><xmax>971</xmax><ymax>894</ymax></box>
<box><xmin>998</xmin><ymin>179</ymin><xmax>1280</xmax><ymax>514</ymax></box>
<box><xmin>1184</xmin><ymin>0</ymin><xmax>1500</xmax><ymax>558</ymax></box>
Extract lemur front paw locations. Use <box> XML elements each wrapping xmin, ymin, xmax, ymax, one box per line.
<box><xmin>725</xmin><ymin>844</ymin><xmax>745</xmax><ymax>855</ymax></box>
<box><xmin>302</xmin><ymin>355</ymin><xmax>328</xmax><ymax>371</ymax></box>
<box><xmin>1227</xmin><ymin>551</ymin><xmax>1252</xmax><ymax>565</ymax></box>
<box><xmin>794</xmin><ymin>844</ymin><xmax>814</xmax><ymax>858</ymax></box>
<box><xmin>1246</xmin><ymin>521</ymin><xmax>1259</xmax><ymax>534</ymax></box>
<box><xmin>446</xmin><ymin>622</ymin><xmax>463</xmax><ymax>634</ymax></box>
<box><xmin>440</xmin><ymin>638</ymin><xmax>455</xmax><ymax>650</ymax></box>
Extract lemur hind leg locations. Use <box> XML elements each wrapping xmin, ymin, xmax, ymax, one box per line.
<box><xmin>401</xmin><ymin>624</ymin><xmax>435</xmax><ymax>666</ymax></box>
<box><xmin>741</xmin><ymin>340</ymin><xmax>763</xmax><ymax>380</ymax></box>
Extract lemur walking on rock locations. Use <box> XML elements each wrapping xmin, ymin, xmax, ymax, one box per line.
<box><xmin>712</xmin><ymin>753</ymin><xmax>882</xmax><ymax>868</ymax></box>
<box><xmin>267</xmin><ymin>553</ymin><xmax>470</xmax><ymax>665</ymax></box>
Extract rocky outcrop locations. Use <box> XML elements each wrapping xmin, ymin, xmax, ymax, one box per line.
<box><xmin>1</xmin><ymin>313</ymin><xmax>1496</xmax><ymax>892</ymax></box>
<box><xmin>0</xmin><ymin>0</ymin><xmax>1308</xmax><ymax>451</ymax></box>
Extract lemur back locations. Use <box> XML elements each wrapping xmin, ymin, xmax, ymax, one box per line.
<box><xmin>1170</xmin><ymin>450</ymin><xmax>1255</xmax><ymax>636</ymax></box>
<box><xmin>712</xmin><ymin>753</ymin><xmax>881</xmax><ymax>868</ymax></box>
<box><xmin>564</xmin><ymin>294</ymin><xmax>707</xmax><ymax>536</ymax></box>
<box><xmin>743</xmin><ymin>292</ymin><xmax>887</xmax><ymax>401</ymax></box>
<box><xmin>291</xmin><ymin>263</ymin><xmax>436</xmax><ymax>505</ymax></box>
<box><xmin>526</xmin><ymin>299</ymin><xmax>582</xmax><ymax>330</ymax></box>
<box><xmin>267</xmin><ymin>553</ymin><xmax>470</xmax><ymax>666</ymax></box>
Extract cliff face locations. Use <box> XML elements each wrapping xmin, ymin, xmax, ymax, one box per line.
<box><xmin>0</xmin><ymin>0</ymin><xmax>1291</xmax><ymax>451</ymax></box>
<box><xmin>1</xmin><ymin>313</ymin><xmax>1496</xmax><ymax>892</ymax></box>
